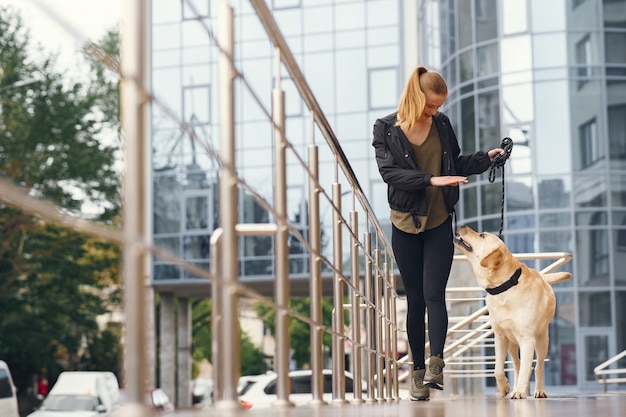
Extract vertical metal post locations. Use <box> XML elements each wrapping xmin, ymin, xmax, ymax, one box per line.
<box><xmin>272</xmin><ymin>48</ymin><xmax>293</xmax><ymax>407</ymax></box>
<box><xmin>364</xmin><ymin>232</ymin><xmax>376</xmax><ymax>403</ymax></box>
<box><xmin>210</xmin><ymin>229</ymin><xmax>224</xmax><ymax>402</ymax></box>
<box><xmin>374</xmin><ymin>248</ymin><xmax>384</xmax><ymax>401</ymax></box>
<box><xmin>349</xmin><ymin>210</ymin><xmax>363</xmax><ymax>402</ymax></box>
<box><xmin>391</xmin><ymin>272</ymin><xmax>399</xmax><ymax>399</ymax></box>
<box><xmin>331</xmin><ymin>183</ymin><xmax>347</xmax><ymax>403</ymax></box>
<box><xmin>308</xmin><ymin>143</ymin><xmax>325</xmax><ymax>405</ymax></box>
<box><xmin>117</xmin><ymin>0</ymin><xmax>149</xmax><ymax>414</ymax></box>
<box><xmin>384</xmin><ymin>262</ymin><xmax>392</xmax><ymax>400</ymax></box>
<box><xmin>216</xmin><ymin>3</ymin><xmax>240</xmax><ymax>409</ymax></box>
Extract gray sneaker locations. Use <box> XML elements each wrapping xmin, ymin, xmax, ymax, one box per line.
<box><xmin>410</xmin><ymin>369</ymin><xmax>429</xmax><ymax>401</ymax></box>
<box><xmin>424</xmin><ymin>356</ymin><xmax>445</xmax><ymax>390</ymax></box>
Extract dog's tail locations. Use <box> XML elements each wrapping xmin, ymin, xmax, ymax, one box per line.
<box><xmin>542</xmin><ymin>272</ymin><xmax>572</xmax><ymax>285</ymax></box>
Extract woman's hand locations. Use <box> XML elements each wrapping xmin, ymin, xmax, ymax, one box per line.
<box><xmin>488</xmin><ymin>148</ymin><xmax>505</xmax><ymax>160</ymax></box>
<box><xmin>430</xmin><ymin>176</ymin><xmax>468</xmax><ymax>187</ymax></box>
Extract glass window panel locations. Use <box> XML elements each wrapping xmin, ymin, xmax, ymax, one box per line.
<box><xmin>607</xmin><ymin>101</ymin><xmax>626</xmax><ymax>167</ymax></box>
<box><xmin>506</xmin><ymin>178</ymin><xmax>534</xmax><ymax>211</ymax></box>
<box><xmin>183</xmin><ymin>85</ymin><xmax>210</xmax><ymax>125</ymax></box>
<box><xmin>576</xmin><ymin>210</ymin><xmax>608</xmax><ymax>227</ymax></box>
<box><xmin>335</xmin><ymin>3</ymin><xmax>365</xmax><ymax>30</ymax></box>
<box><xmin>458</xmin><ymin>0</ymin><xmax>473</xmax><ymax>48</ymax></box>
<box><xmin>610</xmin><ymin>175</ymin><xmax>626</xmax><ymax>206</ymax></box>
<box><xmin>614</xmin><ymin>222</ymin><xmax>626</xmax><ymax>286</ymax></box>
<box><xmin>274</xmin><ymin>9</ymin><xmax>302</xmax><ymax>37</ymax></box>
<box><xmin>481</xmin><ymin>182</ymin><xmax>504</xmax><ymax>216</ymax></box>
<box><xmin>273</xmin><ymin>0</ymin><xmax>301</xmax><ymax>9</ymax></box>
<box><xmin>501</xmin><ymin>36</ymin><xmax>532</xmax><ymax>74</ymax></box>
<box><xmin>369</xmin><ymin>68</ymin><xmax>398</xmax><ymax>109</ymax></box>
<box><xmin>584</xmin><ymin>335</ymin><xmax>609</xmax><ymax>381</ymax></box>
<box><xmin>538</xmin><ymin>177</ymin><xmax>571</xmax><ymax>209</ymax></box>
<box><xmin>183</xmin><ymin>262</ymin><xmax>211</xmax><ymax>279</ymax></box>
<box><xmin>153</xmin><ymin>23</ymin><xmax>181</xmax><ymax>50</ymax></box>
<box><xmin>476</xmin><ymin>43</ymin><xmax>498</xmax><ymax>77</ymax></box>
<box><xmin>502</xmin><ymin>0</ymin><xmax>528</xmax><ymax>34</ymax></box>
<box><xmin>502</xmin><ymin>83</ymin><xmax>534</xmax><ymax>124</ymax></box>
<box><xmin>477</xmin><ymin>90</ymin><xmax>500</xmax><ymax>150</ymax></box>
<box><xmin>576</xmin><ymin>227</ymin><xmax>610</xmax><ymax>286</ymax></box>
<box><xmin>459</xmin><ymin>50</ymin><xmax>474</xmax><ymax>82</ymax></box>
<box><xmin>475</xmin><ymin>0</ymin><xmax>497</xmax><ymax>42</ymax></box>
<box><xmin>303</xmin><ymin>6</ymin><xmax>333</xmax><ymax>34</ymax></box>
<box><xmin>533</xmin><ymin>33</ymin><xmax>567</xmax><ymax>68</ymax></box>
<box><xmin>534</xmin><ymin>81</ymin><xmax>572</xmax><ymax>175</ymax></box>
<box><xmin>183</xmin><ymin>0</ymin><xmax>210</xmax><ymax>19</ymax></box>
<box><xmin>183</xmin><ymin>235</ymin><xmax>211</xmax><ymax>260</ymax></box>
<box><xmin>153</xmin><ymin>68</ymin><xmax>183</xmax><ymax>117</ymax></box>
<box><xmin>185</xmin><ymin>196</ymin><xmax>208</xmax><ymax>230</ymax></box>
<box><xmin>154</xmin><ymin>176</ymin><xmax>182</xmax><ymax>233</ymax></box>
<box><xmin>462</xmin><ymin>186</ymin><xmax>478</xmax><ymax>219</ymax></box>
<box><xmin>605</xmin><ymin>32</ymin><xmax>626</xmax><ymax>64</ymax></box>
<box><xmin>617</xmin><ymin>293</ymin><xmax>626</xmax><ymax>363</ymax></box>
<box><xmin>366</xmin><ymin>27</ymin><xmax>400</xmax><ymax>46</ymax></box>
<box><xmin>507</xmin><ymin>127</ymin><xmax>532</xmax><ymax>175</ymax></box>
<box><xmin>505</xmin><ymin>231</ymin><xmax>535</xmax><ymax>253</ymax></box>
<box><xmin>367</xmin><ymin>0</ymin><xmax>399</xmax><ymax>26</ymax></box>
<box><xmin>539</xmin><ymin>230</ymin><xmax>574</xmax><ymax>287</ymax></box>
<box><xmin>154</xmin><ymin>237</ymin><xmax>181</xmax><ymax>257</ymax></box>
<box><xmin>579</xmin><ymin>292</ymin><xmax>611</xmax><ymax>325</ymax></box>
<box><xmin>153</xmin><ymin>264</ymin><xmax>180</xmax><ymax>280</ymax></box>
<box><xmin>538</xmin><ymin>212</ymin><xmax>569</xmax><ymax>236</ymax></box>
<box><xmin>574</xmin><ymin>175</ymin><xmax>608</xmax><ymax>209</ymax></box>
<box><xmin>336</xmin><ymin>50</ymin><xmax>367</xmax><ymax>113</ymax></box>
<box><xmin>531</xmin><ymin>0</ymin><xmax>566</xmax><ymax>32</ymax></box>
<box><xmin>547</xmin><ymin>291</ymin><xmax>577</xmax><ymax>385</ymax></box>
<box><xmin>153</xmin><ymin>2</ymin><xmax>182</xmax><ymax>24</ymax></box>
<box><xmin>506</xmin><ymin>213</ymin><xmax>535</xmax><ymax>231</ymax></box>
<box><xmin>567</xmin><ymin>0</ymin><xmax>601</xmax><ymax>29</ymax></box>
<box><xmin>603</xmin><ymin>0</ymin><xmax>626</xmax><ymax>28</ymax></box>
<box><xmin>461</xmin><ymin>96</ymin><xmax>475</xmax><ymax>151</ymax></box>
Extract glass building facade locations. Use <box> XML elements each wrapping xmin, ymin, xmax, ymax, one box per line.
<box><xmin>149</xmin><ymin>0</ymin><xmax>626</xmax><ymax>390</ymax></box>
<box><xmin>419</xmin><ymin>0</ymin><xmax>626</xmax><ymax>388</ymax></box>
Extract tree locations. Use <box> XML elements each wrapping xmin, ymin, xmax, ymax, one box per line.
<box><xmin>0</xmin><ymin>5</ymin><xmax>122</xmax><ymax>393</ymax></box>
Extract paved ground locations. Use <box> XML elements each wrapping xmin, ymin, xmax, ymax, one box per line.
<box><xmin>113</xmin><ymin>391</ymin><xmax>626</xmax><ymax>416</ymax></box>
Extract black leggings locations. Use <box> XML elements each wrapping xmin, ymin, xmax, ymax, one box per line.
<box><xmin>391</xmin><ymin>217</ymin><xmax>453</xmax><ymax>370</ymax></box>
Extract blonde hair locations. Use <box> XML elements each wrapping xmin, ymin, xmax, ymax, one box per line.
<box><xmin>397</xmin><ymin>66</ymin><xmax>448</xmax><ymax>132</ymax></box>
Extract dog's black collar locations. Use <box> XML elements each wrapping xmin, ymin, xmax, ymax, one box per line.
<box><xmin>486</xmin><ymin>268</ymin><xmax>522</xmax><ymax>295</ymax></box>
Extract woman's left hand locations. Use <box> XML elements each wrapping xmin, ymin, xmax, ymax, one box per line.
<box><xmin>488</xmin><ymin>148</ymin><xmax>505</xmax><ymax>161</ymax></box>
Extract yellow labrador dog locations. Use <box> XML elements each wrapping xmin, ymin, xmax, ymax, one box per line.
<box><xmin>453</xmin><ymin>225</ymin><xmax>571</xmax><ymax>399</ymax></box>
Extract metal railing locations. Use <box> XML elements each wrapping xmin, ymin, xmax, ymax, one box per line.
<box><xmin>594</xmin><ymin>350</ymin><xmax>626</xmax><ymax>392</ymax></box>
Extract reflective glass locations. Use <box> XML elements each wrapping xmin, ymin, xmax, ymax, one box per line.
<box><xmin>613</xmin><ymin>224</ymin><xmax>626</xmax><ymax>286</ymax></box>
<box><xmin>185</xmin><ymin>196</ymin><xmax>208</xmax><ymax>230</ymax></box>
<box><xmin>183</xmin><ymin>0</ymin><xmax>209</xmax><ymax>19</ymax></box>
<box><xmin>567</xmin><ymin>0</ymin><xmax>601</xmax><ymax>29</ymax></box>
<box><xmin>336</xmin><ymin>50</ymin><xmax>367</xmax><ymax>113</ymax></box>
<box><xmin>502</xmin><ymin>83</ymin><xmax>534</xmax><ymax>124</ymax></box>
<box><xmin>154</xmin><ymin>176</ymin><xmax>182</xmax><ymax>233</ymax></box>
<box><xmin>505</xmin><ymin>231</ymin><xmax>535</xmax><ymax>253</ymax></box>
<box><xmin>610</xmin><ymin>175</ymin><xmax>626</xmax><ymax>206</ymax></box>
<box><xmin>458</xmin><ymin>0</ymin><xmax>473</xmax><ymax>48</ymax></box>
<box><xmin>153</xmin><ymin>264</ymin><xmax>180</xmax><ymax>280</ymax></box>
<box><xmin>475</xmin><ymin>0</ymin><xmax>497</xmax><ymax>42</ymax></box>
<box><xmin>477</xmin><ymin>90</ymin><xmax>500</xmax><ymax>150</ymax></box>
<box><xmin>506</xmin><ymin>213</ymin><xmax>536</xmax><ymax>230</ymax></box>
<box><xmin>574</xmin><ymin>175</ymin><xmax>608</xmax><ymax>208</ymax></box>
<box><xmin>460</xmin><ymin>50</ymin><xmax>473</xmax><ymax>82</ymax></box>
<box><xmin>579</xmin><ymin>292</ymin><xmax>611</xmax><ymax>324</ymax></box>
<box><xmin>153</xmin><ymin>1</ymin><xmax>182</xmax><ymax>24</ymax></box>
<box><xmin>476</xmin><ymin>43</ymin><xmax>498</xmax><ymax>77</ymax></box>
<box><xmin>604</xmin><ymin>0</ymin><xmax>626</xmax><ymax>28</ymax></box>
<box><xmin>460</xmin><ymin>96</ymin><xmax>475</xmax><ymax>151</ymax></box>
<box><xmin>531</xmin><ymin>0</ymin><xmax>566</xmax><ymax>32</ymax></box>
<box><xmin>154</xmin><ymin>237</ymin><xmax>181</xmax><ymax>256</ymax></box>
<box><xmin>462</xmin><ymin>185</ymin><xmax>478</xmax><ymax>219</ymax></box>
<box><xmin>576</xmin><ymin>227</ymin><xmax>610</xmax><ymax>286</ymax></box>
<box><xmin>606</xmin><ymin>32</ymin><xmax>626</xmax><ymax>64</ymax></box>
<box><xmin>534</xmin><ymin>81</ymin><xmax>572</xmax><ymax>175</ymax></box>
<box><xmin>547</xmin><ymin>292</ymin><xmax>576</xmax><ymax>385</ymax></box>
<box><xmin>507</xmin><ymin>126</ymin><xmax>532</xmax><ymax>175</ymax></box>
<box><xmin>617</xmin><ymin>293</ymin><xmax>626</xmax><ymax>367</ymax></box>
<box><xmin>367</xmin><ymin>0</ymin><xmax>399</xmax><ymax>26</ymax></box>
<box><xmin>539</xmin><ymin>211</ymin><xmax>572</xmax><ymax>227</ymax></box>
<box><xmin>607</xmin><ymin>81</ymin><xmax>626</xmax><ymax>167</ymax></box>
<box><xmin>303</xmin><ymin>6</ymin><xmax>333</xmax><ymax>34</ymax></box>
<box><xmin>502</xmin><ymin>0</ymin><xmax>528</xmax><ymax>34</ymax></box>
<box><xmin>506</xmin><ymin>177</ymin><xmax>534</xmax><ymax>211</ymax></box>
<box><xmin>183</xmin><ymin>235</ymin><xmax>211</xmax><ymax>259</ymax></box>
<box><xmin>538</xmin><ymin>176</ymin><xmax>571</xmax><ymax>209</ymax></box>
<box><xmin>368</xmin><ymin>67</ymin><xmax>400</xmax><ymax>109</ymax></box>
<box><xmin>336</xmin><ymin>3</ymin><xmax>365</xmax><ymax>30</ymax></box>
<box><xmin>500</xmin><ymin>36</ymin><xmax>532</xmax><ymax>74</ymax></box>
<box><xmin>153</xmin><ymin>23</ymin><xmax>182</xmax><ymax>50</ymax></box>
<box><xmin>533</xmin><ymin>33</ymin><xmax>567</xmax><ymax>68</ymax></box>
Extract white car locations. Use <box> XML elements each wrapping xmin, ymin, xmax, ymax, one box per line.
<box><xmin>238</xmin><ymin>369</ymin><xmax>366</xmax><ymax>409</ymax></box>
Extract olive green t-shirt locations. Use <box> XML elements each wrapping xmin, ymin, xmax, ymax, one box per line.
<box><xmin>390</xmin><ymin>124</ymin><xmax>449</xmax><ymax>234</ymax></box>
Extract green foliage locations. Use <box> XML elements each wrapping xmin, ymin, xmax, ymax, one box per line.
<box><xmin>191</xmin><ymin>298</ymin><xmax>267</xmax><ymax>376</ymax></box>
<box><xmin>0</xmin><ymin>6</ymin><xmax>122</xmax><ymax>391</ymax></box>
<box><xmin>256</xmin><ymin>297</ymin><xmax>336</xmax><ymax>368</ymax></box>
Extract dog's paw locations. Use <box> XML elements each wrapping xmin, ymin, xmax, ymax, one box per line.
<box><xmin>510</xmin><ymin>391</ymin><xmax>527</xmax><ymax>399</ymax></box>
<box><xmin>497</xmin><ymin>382</ymin><xmax>510</xmax><ymax>398</ymax></box>
<box><xmin>534</xmin><ymin>390</ymin><xmax>548</xmax><ymax>398</ymax></box>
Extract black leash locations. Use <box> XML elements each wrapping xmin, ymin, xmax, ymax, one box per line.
<box><xmin>488</xmin><ymin>137</ymin><xmax>513</xmax><ymax>240</ymax></box>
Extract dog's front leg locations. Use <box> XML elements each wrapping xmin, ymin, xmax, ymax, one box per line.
<box><xmin>494</xmin><ymin>334</ymin><xmax>510</xmax><ymax>398</ymax></box>
<box><xmin>510</xmin><ymin>340</ymin><xmax>534</xmax><ymax>399</ymax></box>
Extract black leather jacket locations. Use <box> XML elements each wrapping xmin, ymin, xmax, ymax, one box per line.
<box><xmin>372</xmin><ymin>112</ymin><xmax>492</xmax><ymax>220</ymax></box>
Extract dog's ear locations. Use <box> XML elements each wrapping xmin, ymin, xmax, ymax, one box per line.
<box><xmin>480</xmin><ymin>247</ymin><xmax>503</xmax><ymax>270</ymax></box>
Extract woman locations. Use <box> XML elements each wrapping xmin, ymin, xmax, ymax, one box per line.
<box><xmin>372</xmin><ymin>66</ymin><xmax>504</xmax><ymax>401</ymax></box>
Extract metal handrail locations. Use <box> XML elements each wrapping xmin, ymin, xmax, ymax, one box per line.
<box><xmin>593</xmin><ymin>349</ymin><xmax>626</xmax><ymax>392</ymax></box>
